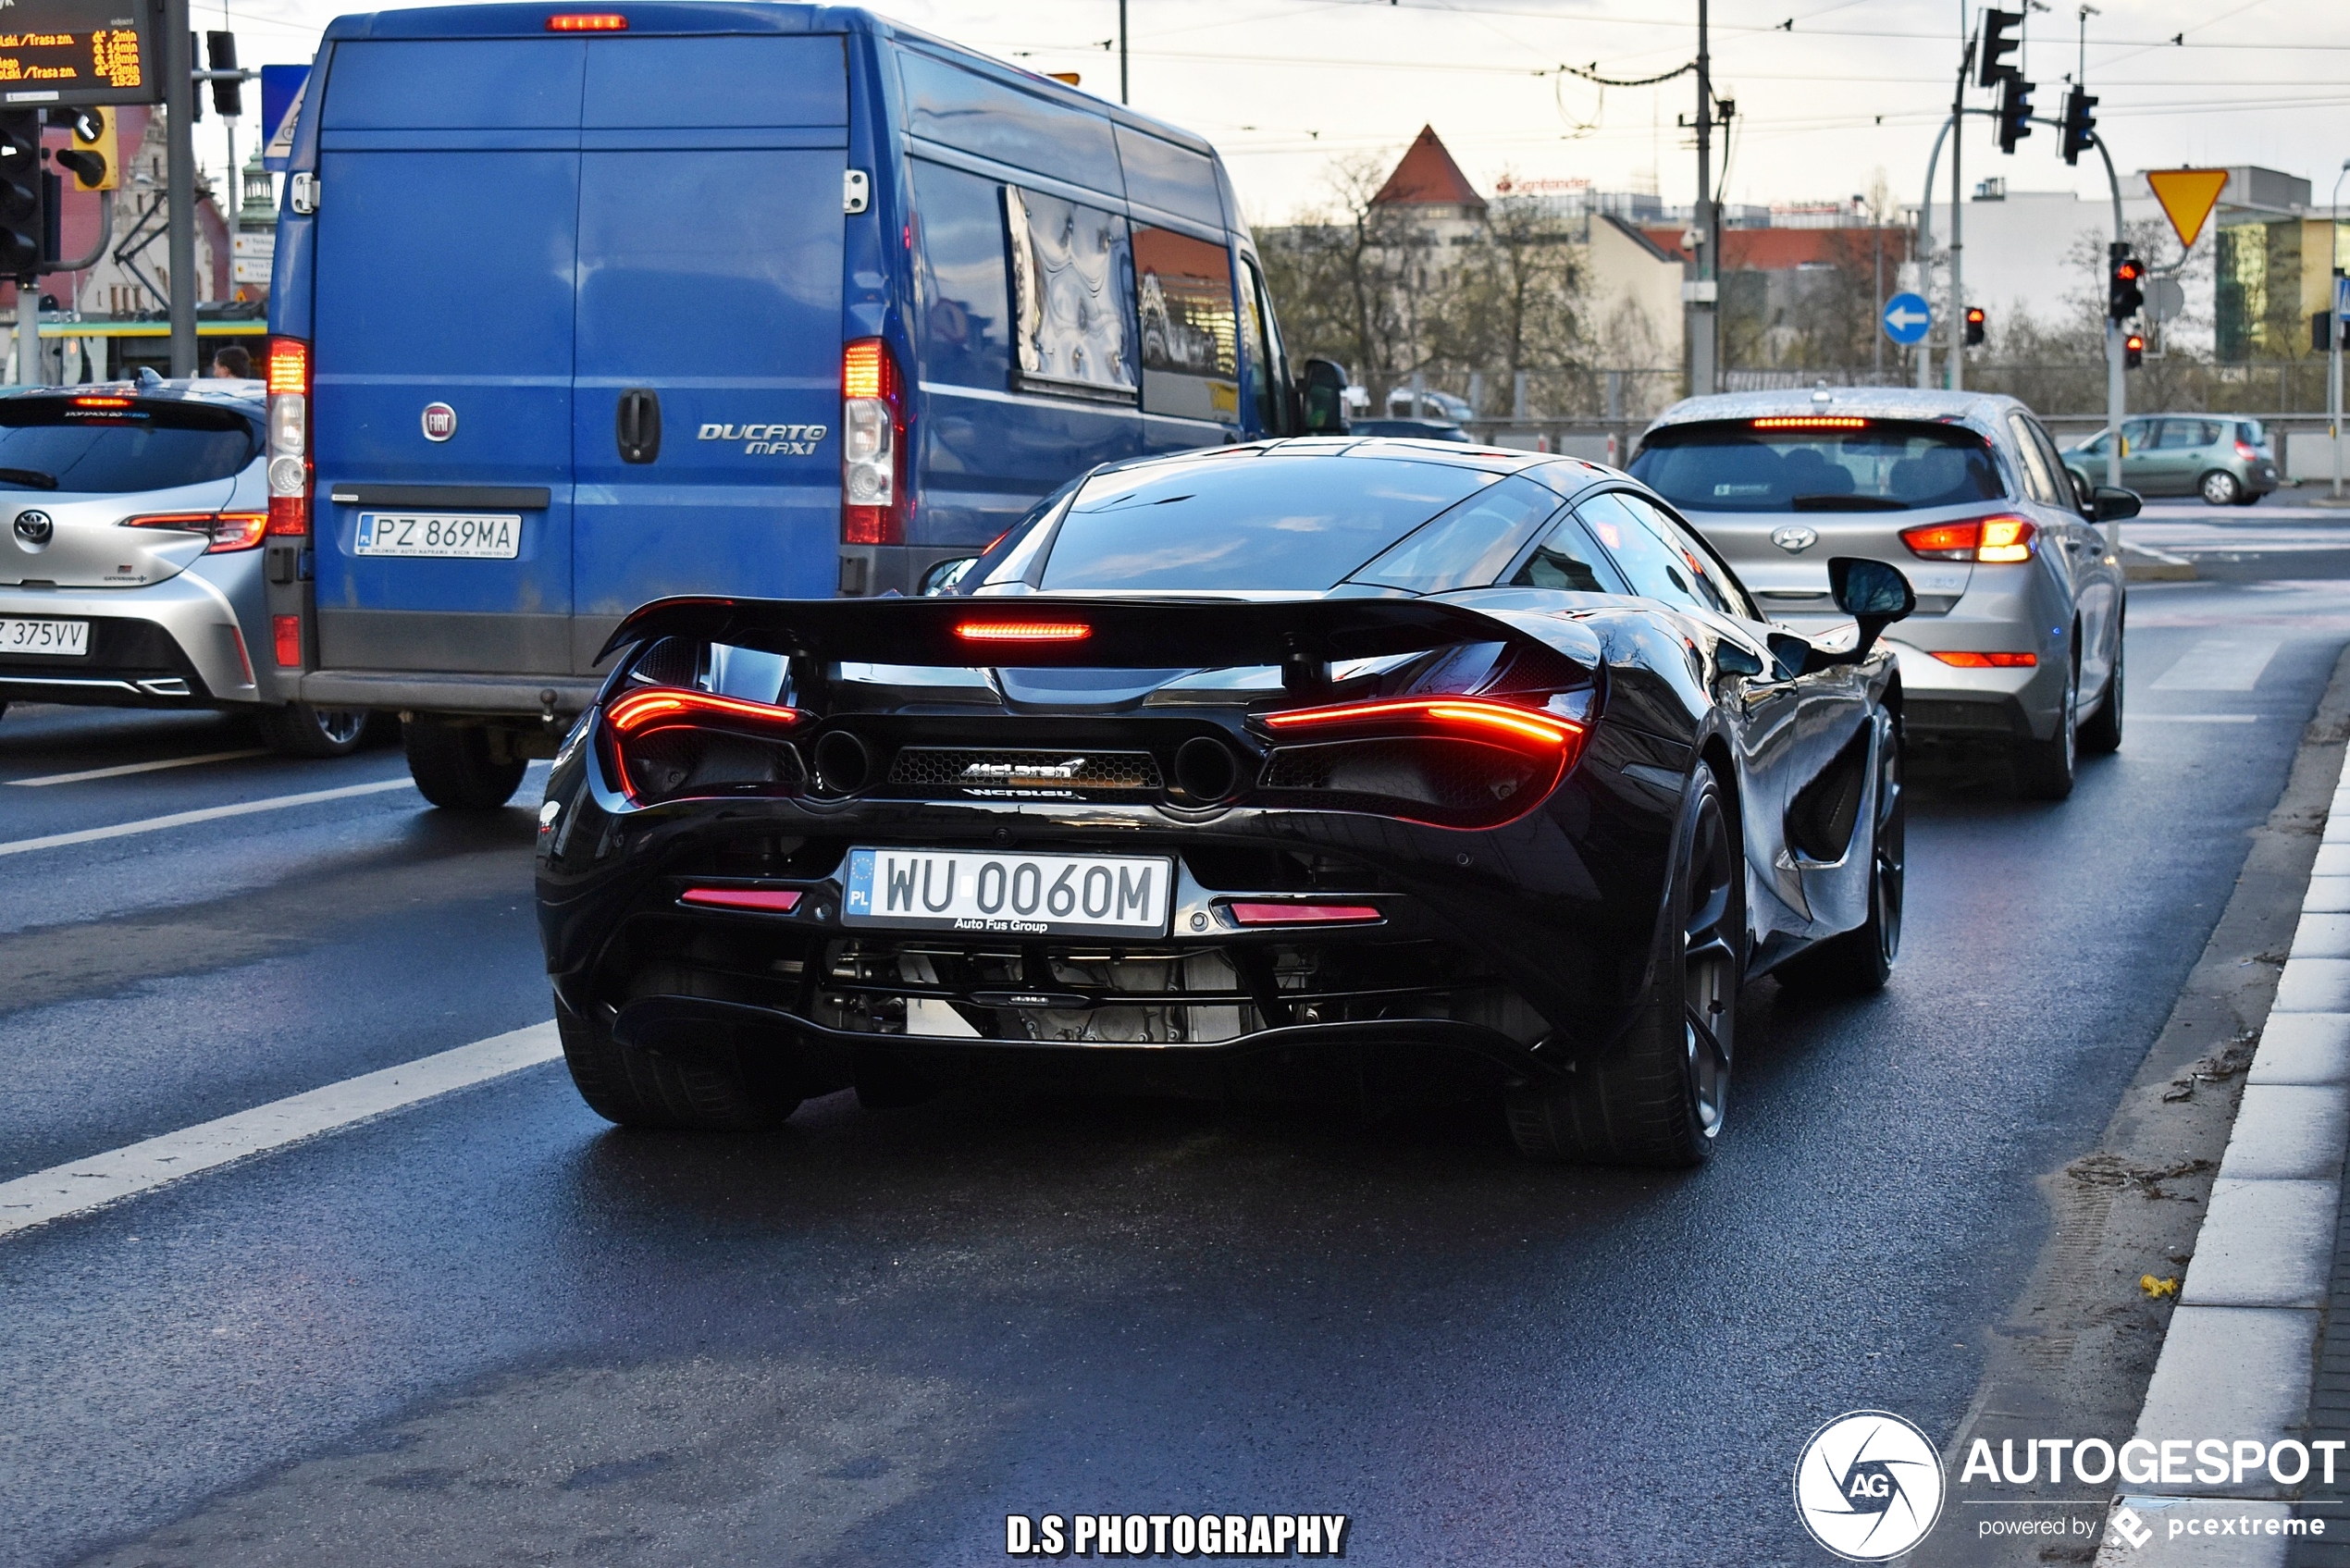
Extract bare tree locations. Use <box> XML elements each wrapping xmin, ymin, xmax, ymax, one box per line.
<box><xmin>1255</xmin><ymin>154</ymin><xmax>1435</xmax><ymax>405</ymax></box>
<box><xmin>1429</xmin><ymin>191</ymin><xmax>1587</xmax><ymax>389</ymax></box>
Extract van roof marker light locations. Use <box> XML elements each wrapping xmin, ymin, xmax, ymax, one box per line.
<box><xmin>547</xmin><ymin>12</ymin><xmax>627</xmax><ymax>29</ymax></box>
<box><xmin>952</xmin><ymin>621</ymin><xmax>1092</xmax><ymax>643</ymax></box>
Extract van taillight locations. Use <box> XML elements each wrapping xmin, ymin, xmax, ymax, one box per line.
<box><xmin>266</xmin><ymin>336</ymin><xmax>310</xmax><ymax>537</ymax></box>
<box><xmin>842</xmin><ymin>338</ymin><xmax>907</xmax><ymax>548</ymax></box>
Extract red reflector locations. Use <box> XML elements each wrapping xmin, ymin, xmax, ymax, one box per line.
<box><xmin>842</xmin><ymin>507</ymin><xmax>899</xmax><ymax>546</ymax></box>
<box><xmin>605</xmin><ymin>685</ymin><xmax>805</xmax><ymax>736</ymax></box>
<box><xmin>952</xmin><ymin>621</ymin><xmax>1092</xmax><ymax>643</ymax></box>
<box><xmin>266</xmin><ymin>494</ymin><xmax>309</xmax><ymax>537</ymax></box>
<box><xmin>1750</xmin><ymin>415</ymin><xmax>1867</xmax><ymax>429</ymax></box>
<box><xmin>546</xmin><ymin>11</ymin><xmax>626</xmax><ymax>28</ymax></box>
<box><xmin>680</xmin><ymin>887</ymin><xmax>803</xmax><ymax>913</ymax></box>
<box><xmin>1928</xmin><ymin>650</ymin><xmax>2038</xmax><ymax>667</ymax></box>
<box><xmin>1227</xmin><ymin>901</ymin><xmax>1382</xmax><ymax>927</ymax></box>
<box><xmin>272</xmin><ymin>614</ymin><xmax>303</xmax><ymax>668</ymax></box>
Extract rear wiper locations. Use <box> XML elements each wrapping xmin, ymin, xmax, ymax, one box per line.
<box><xmin>0</xmin><ymin>466</ymin><xmax>58</xmax><ymax>489</ymax></box>
<box><xmin>1789</xmin><ymin>493</ymin><xmax>1905</xmax><ymax>512</ymax></box>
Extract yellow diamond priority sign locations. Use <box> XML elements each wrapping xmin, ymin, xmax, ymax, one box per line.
<box><xmin>2146</xmin><ymin>168</ymin><xmax>2231</xmax><ymax>251</ymax></box>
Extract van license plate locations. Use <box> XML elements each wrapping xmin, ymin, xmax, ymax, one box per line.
<box><xmin>353</xmin><ymin>512</ymin><xmax>521</xmax><ymax>560</ymax></box>
<box><xmin>0</xmin><ymin>617</ymin><xmax>89</xmax><ymax>656</ymax></box>
<box><xmin>843</xmin><ymin>847</ymin><xmax>1172</xmax><ymax>939</ymax></box>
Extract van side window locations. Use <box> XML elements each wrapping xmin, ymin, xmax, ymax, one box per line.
<box><xmin>1240</xmin><ymin>255</ymin><xmax>1287</xmax><ymax>435</ymax></box>
<box><xmin>1005</xmin><ymin>187</ymin><xmax>1137</xmax><ymax>402</ymax></box>
<box><xmin>1115</xmin><ymin>127</ymin><xmax>1224</xmax><ymax>227</ymax></box>
<box><xmin>910</xmin><ymin>160</ymin><xmax>1012</xmax><ymax>391</ymax></box>
<box><xmin>1134</xmin><ymin>226</ymin><xmax>1238</xmax><ymax>425</ymax></box>
<box><xmin>897</xmin><ymin>47</ymin><xmax>1121</xmax><ymax>196</ymax></box>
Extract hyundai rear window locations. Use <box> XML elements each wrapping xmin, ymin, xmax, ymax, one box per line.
<box><xmin>1040</xmin><ymin>453</ymin><xmax>1494</xmax><ymax>591</ymax></box>
<box><xmin>0</xmin><ymin>399</ymin><xmax>255</xmax><ymax>492</ymax></box>
<box><xmin>1630</xmin><ymin>419</ymin><xmax>2003</xmax><ymax>512</ymax></box>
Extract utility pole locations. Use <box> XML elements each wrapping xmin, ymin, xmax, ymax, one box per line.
<box><xmin>2331</xmin><ymin>160</ymin><xmax>2346</xmax><ymax>501</ymax></box>
<box><xmin>1118</xmin><ymin>0</ymin><xmax>1128</xmax><ymax>105</ymax></box>
<box><xmin>163</xmin><ymin>0</ymin><xmax>198</xmax><ymax>377</ymax></box>
<box><xmin>1689</xmin><ymin>0</ymin><xmax>1716</xmax><ymax>397</ymax></box>
<box><xmin>1948</xmin><ymin>18</ymin><xmax>1969</xmax><ymax>392</ymax></box>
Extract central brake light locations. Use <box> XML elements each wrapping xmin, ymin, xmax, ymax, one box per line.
<box><xmin>1227</xmin><ymin>901</ymin><xmax>1383</xmax><ymax>927</ymax></box>
<box><xmin>1751</xmin><ymin>416</ymin><xmax>1868</xmax><ymax>430</ymax></box>
<box><xmin>265</xmin><ymin>336</ymin><xmax>310</xmax><ymax>537</ymax></box>
<box><xmin>952</xmin><ymin>620</ymin><xmax>1091</xmax><ymax>643</ymax></box>
<box><xmin>546</xmin><ymin>12</ymin><xmax>627</xmax><ymax>29</ymax></box>
<box><xmin>1264</xmin><ymin>695</ymin><xmax>1581</xmax><ymax>752</ymax></box>
<box><xmin>124</xmin><ymin>510</ymin><xmax>267</xmax><ymax>553</ymax></box>
<box><xmin>72</xmin><ymin>395</ymin><xmax>132</xmax><ymax>408</ymax></box>
<box><xmin>1899</xmin><ymin>513</ymin><xmax>2036</xmax><ymax>564</ymax></box>
<box><xmin>842</xmin><ymin>338</ymin><xmax>909</xmax><ymax>552</ymax></box>
<box><xmin>605</xmin><ymin>685</ymin><xmax>806</xmax><ymax>737</ymax></box>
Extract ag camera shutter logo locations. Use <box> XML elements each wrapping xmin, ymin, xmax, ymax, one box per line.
<box><xmin>1793</xmin><ymin>1410</ymin><xmax>1946</xmax><ymax>1561</ymax></box>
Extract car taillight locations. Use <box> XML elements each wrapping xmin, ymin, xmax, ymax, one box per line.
<box><xmin>1256</xmin><ymin>695</ymin><xmax>1587</xmax><ymax>828</ymax></box>
<box><xmin>842</xmin><ymin>337</ymin><xmax>908</xmax><ymax>549</ymax></box>
<box><xmin>123</xmin><ymin>510</ymin><xmax>267</xmax><ymax>553</ymax></box>
<box><xmin>1899</xmin><ymin>513</ymin><xmax>2036</xmax><ymax>564</ymax></box>
<box><xmin>601</xmin><ymin>685</ymin><xmax>809</xmax><ymax>804</ymax></box>
<box><xmin>1263</xmin><ymin>695</ymin><xmax>1584</xmax><ymax>754</ymax></box>
<box><xmin>266</xmin><ymin>336</ymin><xmax>310</xmax><ymax>537</ymax></box>
<box><xmin>1928</xmin><ymin>650</ymin><xmax>2038</xmax><ymax>667</ymax></box>
<box><xmin>2235</xmin><ymin>440</ymin><xmax>2258</xmax><ymax>460</ymax></box>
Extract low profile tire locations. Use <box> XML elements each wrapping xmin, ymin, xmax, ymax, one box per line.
<box><xmin>1504</xmin><ymin>768</ymin><xmax>1738</xmax><ymax>1167</ymax></box>
<box><xmin>556</xmin><ymin>994</ymin><xmax>804</xmax><ymax>1131</ymax></box>
<box><xmin>1776</xmin><ymin>727</ymin><xmax>1904</xmax><ymax>995</ymax></box>
<box><xmin>403</xmin><ymin>716</ymin><xmax>526</xmax><ymax>809</ymax></box>
<box><xmin>2080</xmin><ymin>622</ymin><xmax>2124</xmax><ymax>756</ymax></box>
<box><xmin>256</xmin><ymin>700</ymin><xmax>369</xmax><ymax>759</ymax></box>
<box><xmin>2199</xmin><ymin>469</ymin><xmax>2242</xmax><ymax>507</ymax></box>
<box><xmin>2013</xmin><ymin>658</ymin><xmax>2078</xmax><ymax>800</ymax></box>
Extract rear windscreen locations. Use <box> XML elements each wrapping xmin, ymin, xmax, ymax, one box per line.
<box><xmin>1630</xmin><ymin>419</ymin><xmax>2003</xmax><ymax>512</ymax></box>
<box><xmin>0</xmin><ymin>399</ymin><xmax>256</xmax><ymax>493</ymax></box>
<box><xmin>1040</xmin><ymin>452</ymin><xmax>1494</xmax><ymax>591</ymax></box>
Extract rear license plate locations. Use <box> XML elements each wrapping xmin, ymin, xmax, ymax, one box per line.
<box><xmin>843</xmin><ymin>847</ymin><xmax>1172</xmax><ymax>939</ymax></box>
<box><xmin>0</xmin><ymin>616</ymin><xmax>89</xmax><ymax>657</ymax></box>
<box><xmin>352</xmin><ymin>512</ymin><xmax>521</xmax><ymax>560</ymax></box>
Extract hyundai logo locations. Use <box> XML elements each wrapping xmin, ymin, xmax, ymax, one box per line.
<box><xmin>1771</xmin><ymin>525</ymin><xmax>1819</xmax><ymax>554</ymax></box>
<box><xmin>13</xmin><ymin>509</ymin><xmax>52</xmax><ymax>545</ymax></box>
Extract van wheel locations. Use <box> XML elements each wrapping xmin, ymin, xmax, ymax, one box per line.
<box><xmin>557</xmin><ymin>994</ymin><xmax>803</xmax><ymax>1130</ymax></box>
<box><xmin>404</xmin><ymin>716</ymin><xmax>526</xmax><ymax>809</ymax></box>
<box><xmin>2198</xmin><ymin>469</ymin><xmax>2242</xmax><ymax>506</ymax></box>
<box><xmin>256</xmin><ymin>700</ymin><xmax>369</xmax><ymax>758</ymax></box>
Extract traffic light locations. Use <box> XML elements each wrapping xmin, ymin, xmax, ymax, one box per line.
<box><xmin>1997</xmin><ymin>74</ymin><xmax>2035</xmax><ymax>154</ymax></box>
<box><xmin>2124</xmin><ymin>332</ymin><xmax>2144</xmax><ymax>369</ymax></box>
<box><xmin>50</xmin><ymin>107</ymin><xmax>114</xmax><ymax>191</ymax></box>
<box><xmin>2060</xmin><ymin>88</ymin><xmax>2097</xmax><ymax>167</ymax></box>
<box><xmin>205</xmin><ymin>32</ymin><xmax>241</xmax><ymax>117</ymax></box>
<box><xmin>2109</xmin><ymin>245</ymin><xmax>2145</xmax><ymax>322</ymax></box>
<box><xmin>1979</xmin><ymin>8</ymin><xmax>2024</xmax><ymax>87</ymax></box>
<box><xmin>1964</xmin><ymin>306</ymin><xmax>1986</xmax><ymax>347</ymax></box>
<box><xmin>0</xmin><ymin>111</ymin><xmax>43</xmax><ymax>278</ymax></box>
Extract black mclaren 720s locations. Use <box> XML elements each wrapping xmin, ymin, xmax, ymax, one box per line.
<box><xmin>535</xmin><ymin>437</ymin><xmax>1917</xmax><ymax>1167</ymax></box>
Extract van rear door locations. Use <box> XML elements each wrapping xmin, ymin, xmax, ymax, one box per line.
<box><xmin>569</xmin><ymin>35</ymin><xmax>847</xmax><ymax>658</ymax></box>
<box><xmin>310</xmin><ymin>38</ymin><xmax>584</xmax><ymax>677</ymax></box>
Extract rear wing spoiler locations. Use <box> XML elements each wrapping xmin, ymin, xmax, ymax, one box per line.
<box><xmin>600</xmin><ymin>594</ymin><xmax>1540</xmax><ymax>679</ymax></box>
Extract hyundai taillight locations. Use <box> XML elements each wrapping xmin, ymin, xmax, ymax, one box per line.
<box><xmin>1928</xmin><ymin>650</ymin><xmax>2038</xmax><ymax>667</ymax></box>
<box><xmin>265</xmin><ymin>336</ymin><xmax>310</xmax><ymax>537</ymax></box>
<box><xmin>842</xmin><ymin>338</ymin><xmax>908</xmax><ymax>549</ymax></box>
<box><xmin>124</xmin><ymin>510</ymin><xmax>267</xmax><ymax>553</ymax></box>
<box><xmin>1899</xmin><ymin>513</ymin><xmax>2035</xmax><ymax>564</ymax></box>
<box><xmin>1255</xmin><ymin>695</ymin><xmax>1587</xmax><ymax>828</ymax></box>
<box><xmin>601</xmin><ymin>685</ymin><xmax>809</xmax><ymax>804</ymax></box>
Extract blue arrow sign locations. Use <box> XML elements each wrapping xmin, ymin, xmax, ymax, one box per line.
<box><xmin>261</xmin><ymin>65</ymin><xmax>310</xmax><ymax>173</ymax></box>
<box><xmin>1882</xmin><ymin>291</ymin><xmax>1933</xmax><ymax>345</ymax></box>
<box><xmin>2336</xmin><ymin>275</ymin><xmax>2349</xmax><ymax>322</ymax></box>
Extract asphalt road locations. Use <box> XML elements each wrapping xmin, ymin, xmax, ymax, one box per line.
<box><xmin>3</xmin><ymin>500</ymin><xmax>2346</xmax><ymax>1566</ymax></box>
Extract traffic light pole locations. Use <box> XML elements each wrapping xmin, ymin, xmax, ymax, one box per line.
<box><xmin>1914</xmin><ymin>112</ymin><xmax>1955</xmax><ymax>390</ymax></box>
<box><xmin>2087</xmin><ymin>130</ymin><xmax>2126</xmax><ymax>500</ymax></box>
<box><xmin>163</xmin><ymin>0</ymin><xmax>199</xmax><ymax>378</ymax></box>
<box><xmin>1948</xmin><ymin>48</ymin><xmax>1966</xmax><ymax>393</ymax></box>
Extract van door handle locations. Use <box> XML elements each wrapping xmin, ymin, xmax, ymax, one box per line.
<box><xmin>615</xmin><ymin>389</ymin><xmax>661</xmax><ymax>464</ymax></box>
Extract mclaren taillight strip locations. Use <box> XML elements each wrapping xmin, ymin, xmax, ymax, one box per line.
<box><xmin>680</xmin><ymin>887</ymin><xmax>803</xmax><ymax>913</ymax></box>
<box><xmin>953</xmin><ymin>620</ymin><xmax>1093</xmax><ymax>643</ymax></box>
<box><xmin>604</xmin><ymin>685</ymin><xmax>807</xmax><ymax>736</ymax></box>
<box><xmin>1751</xmin><ymin>416</ymin><xmax>1868</xmax><ymax>430</ymax></box>
<box><xmin>1226</xmin><ymin>901</ymin><xmax>1383</xmax><ymax>927</ymax></box>
<box><xmin>1263</xmin><ymin>695</ymin><xmax>1581</xmax><ymax>751</ymax></box>
<box><xmin>1928</xmin><ymin>650</ymin><xmax>2038</xmax><ymax>668</ymax></box>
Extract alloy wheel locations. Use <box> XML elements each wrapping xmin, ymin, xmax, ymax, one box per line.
<box><xmin>315</xmin><ymin>709</ymin><xmax>367</xmax><ymax>747</ymax></box>
<box><xmin>1680</xmin><ymin>795</ymin><xmax>1738</xmax><ymax>1139</ymax></box>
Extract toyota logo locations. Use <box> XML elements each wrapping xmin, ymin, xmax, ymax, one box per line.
<box><xmin>13</xmin><ymin>509</ymin><xmax>52</xmax><ymax>545</ymax></box>
<box><xmin>1771</xmin><ymin>525</ymin><xmax>1819</xmax><ymax>554</ymax></box>
<box><xmin>421</xmin><ymin>402</ymin><xmax>458</xmax><ymax>442</ymax></box>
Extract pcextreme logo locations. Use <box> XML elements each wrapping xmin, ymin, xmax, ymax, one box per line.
<box><xmin>1794</xmin><ymin>1411</ymin><xmax>1948</xmax><ymax>1562</ymax></box>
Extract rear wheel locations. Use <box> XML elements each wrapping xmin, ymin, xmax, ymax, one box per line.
<box><xmin>2014</xmin><ymin>658</ymin><xmax>2078</xmax><ymax>800</ymax></box>
<box><xmin>1778</xmin><ymin>727</ymin><xmax>1904</xmax><ymax>995</ymax></box>
<box><xmin>556</xmin><ymin>994</ymin><xmax>804</xmax><ymax>1130</ymax></box>
<box><xmin>404</xmin><ymin>716</ymin><xmax>526</xmax><ymax>809</ymax></box>
<box><xmin>1505</xmin><ymin>769</ymin><xmax>1738</xmax><ymax>1167</ymax></box>
<box><xmin>2199</xmin><ymin>469</ymin><xmax>2242</xmax><ymax>507</ymax></box>
<box><xmin>256</xmin><ymin>700</ymin><xmax>369</xmax><ymax>759</ymax></box>
<box><xmin>2080</xmin><ymin>620</ymin><xmax>2124</xmax><ymax>755</ymax></box>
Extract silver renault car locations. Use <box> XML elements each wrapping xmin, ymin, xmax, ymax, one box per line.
<box><xmin>0</xmin><ymin>378</ymin><xmax>366</xmax><ymax>755</ymax></box>
<box><xmin>1629</xmin><ymin>389</ymin><xmax>2135</xmax><ymax>799</ymax></box>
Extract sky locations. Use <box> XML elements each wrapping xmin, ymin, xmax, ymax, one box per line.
<box><xmin>201</xmin><ymin>0</ymin><xmax>2350</xmax><ymax>225</ymax></box>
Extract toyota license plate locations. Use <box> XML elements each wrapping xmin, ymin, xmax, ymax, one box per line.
<box><xmin>353</xmin><ymin>512</ymin><xmax>521</xmax><ymax>560</ymax></box>
<box><xmin>0</xmin><ymin>616</ymin><xmax>89</xmax><ymax>657</ymax></box>
<box><xmin>843</xmin><ymin>847</ymin><xmax>1172</xmax><ymax>939</ymax></box>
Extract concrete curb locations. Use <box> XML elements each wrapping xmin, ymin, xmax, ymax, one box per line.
<box><xmin>2122</xmin><ymin>542</ymin><xmax>2199</xmax><ymax>584</ymax></box>
<box><xmin>2096</xmin><ymin>757</ymin><xmax>2350</xmax><ymax>1565</ymax></box>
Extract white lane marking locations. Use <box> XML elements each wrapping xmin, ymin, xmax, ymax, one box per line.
<box><xmin>0</xmin><ymin>1021</ymin><xmax>562</xmax><ymax>1240</ymax></box>
<box><xmin>2150</xmin><ymin>636</ymin><xmax>2283</xmax><ymax>692</ymax></box>
<box><xmin>2132</xmin><ymin>713</ymin><xmax>2265</xmax><ymax>723</ymax></box>
<box><xmin>6</xmin><ymin>747</ymin><xmax>268</xmax><ymax>787</ymax></box>
<box><xmin>0</xmin><ymin>775</ymin><xmax>414</xmax><ymax>858</ymax></box>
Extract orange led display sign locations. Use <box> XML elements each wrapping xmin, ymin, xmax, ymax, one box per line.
<box><xmin>0</xmin><ymin>1</ymin><xmax>157</xmax><ymax>107</ymax></box>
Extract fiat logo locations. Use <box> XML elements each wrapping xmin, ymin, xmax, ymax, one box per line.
<box><xmin>421</xmin><ymin>402</ymin><xmax>458</xmax><ymax>442</ymax></box>
<box><xmin>1771</xmin><ymin>525</ymin><xmax>1819</xmax><ymax>554</ymax></box>
<box><xmin>13</xmin><ymin>509</ymin><xmax>52</xmax><ymax>545</ymax></box>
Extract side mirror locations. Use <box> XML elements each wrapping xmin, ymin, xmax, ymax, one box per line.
<box><xmin>920</xmin><ymin>556</ymin><xmax>978</xmax><ymax>596</ymax></box>
<box><xmin>2091</xmin><ymin>485</ymin><xmax>2141</xmax><ymax>522</ymax></box>
<box><xmin>1828</xmin><ymin>556</ymin><xmax>1916</xmax><ymax>661</ymax></box>
<box><xmin>1298</xmin><ymin>358</ymin><xmax>1350</xmax><ymax>435</ymax></box>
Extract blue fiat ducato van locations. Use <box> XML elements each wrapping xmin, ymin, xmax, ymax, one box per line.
<box><xmin>263</xmin><ymin>2</ymin><xmax>1344</xmax><ymax>807</ymax></box>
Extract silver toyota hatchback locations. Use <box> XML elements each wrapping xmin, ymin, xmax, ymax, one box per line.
<box><xmin>0</xmin><ymin>379</ymin><xmax>366</xmax><ymax>755</ymax></box>
<box><xmin>1629</xmin><ymin>389</ymin><xmax>2134</xmax><ymax>799</ymax></box>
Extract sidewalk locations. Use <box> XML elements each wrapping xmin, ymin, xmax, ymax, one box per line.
<box><xmin>2097</xmin><ymin>745</ymin><xmax>2350</xmax><ymax>1565</ymax></box>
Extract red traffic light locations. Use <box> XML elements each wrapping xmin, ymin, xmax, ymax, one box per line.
<box><xmin>2124</xmin><ymin>333</ymin><xmax>2146</xmax><ymax>369</ymax></box>
<box><xmin>1963</xmin><ymin>306</ymin><xmax>1986</xmax><ymax>347</ymax></box>
<box><xmin>2117</xmin><ymin>260</ymin><xmax>2143</xmax><ymax>283</ymax></box>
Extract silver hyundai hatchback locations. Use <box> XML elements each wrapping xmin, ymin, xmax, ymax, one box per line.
<box><xmin>1629</xmin><ymin>389</ymin><xmax>2134</xmax><ymax>799</ymax></box>
<box><xmin>0</xmin><ymin>379</ymin><xmax>367</xmax><ymax>755</ymax></box>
